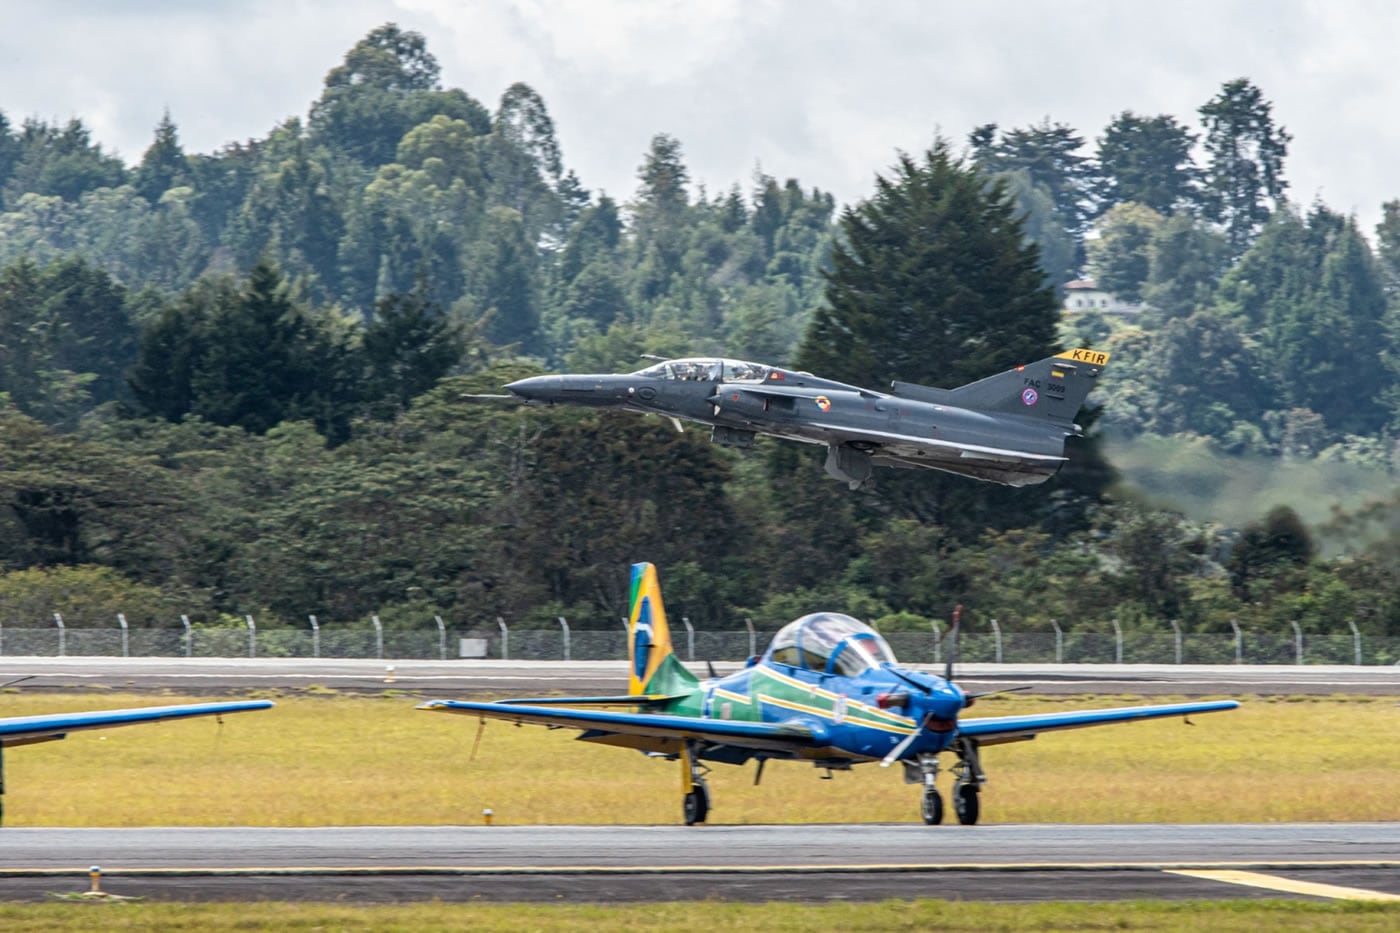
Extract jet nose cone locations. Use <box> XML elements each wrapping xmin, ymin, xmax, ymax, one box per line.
<box><xmin>505</xmin><ymin>376</ymin><xmax>561</xmax><ymax>400</ymax></box>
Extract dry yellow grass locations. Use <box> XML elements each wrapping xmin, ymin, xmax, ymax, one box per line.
<box><xmin>4</xmin><ymin>691</ymin><xmax>1397</xmax><ymax>826</ymax></box>
<box><xmin>2</xmin><ymin>900</ymin><xmax>1400</xmax><ymax>932</ymax></box>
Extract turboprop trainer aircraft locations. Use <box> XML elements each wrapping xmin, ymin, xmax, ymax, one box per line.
<box><xmin>420</xmin><ymin>564</ymin><xmax>1236</xmax><ymax>826</ymax></box>
<box><xmin>485</xmin><ymin>349</ymin><xmax>1110</xmax><ymax>487</ymax></box>
<box><xmin>0</xmin><ymin>695</ymin><xmax>272</xmax><ymax>822</ymax></box>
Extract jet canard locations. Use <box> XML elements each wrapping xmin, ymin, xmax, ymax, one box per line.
<box><xmin>420</xmin><ymin>563</ymin><xmax>1236</xmax><ymax>826</ymax></box>
<box><xmin>496</xmin><ymin>350</ymin><xmax>1110</xmax><ymax>488</ymax></box>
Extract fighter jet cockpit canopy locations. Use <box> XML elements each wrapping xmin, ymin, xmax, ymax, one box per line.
<box><xmin>764</xmin><ymin>612</ymin><xmax>898</xmax><ymax>677</ymax></box>
<box><xmin>632</xmin><ymin>358</ymin><xmax>771</xmax><ymax>383</ymax></box>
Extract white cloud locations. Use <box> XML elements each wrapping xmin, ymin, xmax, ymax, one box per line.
<box><xmin>2</xmin><ymin>0</ymin><xmax>1398</xmax><ymax>231</ymax></box>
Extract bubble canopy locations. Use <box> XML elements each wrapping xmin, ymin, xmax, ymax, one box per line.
<box><xmin>764</xmin><ymin>612</ymin><xmax>898</xmax><ymax>677</ymax></box>
<box><xmin>631</xmin><ymin>358</ymin><xmax>770</xmax><ymax>382</ymax></box>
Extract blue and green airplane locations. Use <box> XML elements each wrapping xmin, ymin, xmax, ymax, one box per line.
<box><xmin>421</xmin><ymin>564</ymin><xmax>1238</xmax><ymax>825</ymax></box>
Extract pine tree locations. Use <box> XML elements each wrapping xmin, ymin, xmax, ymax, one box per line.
<box><xmin>794</xmin><ymin>140</ymin><xmax>1110</xmax><ymax>536</ymax></box>
<box><xmin>1095</xmin><ymin>112</ymin><xmax>1200</xmax><ymax>215</ymax></box>
<box><xmin>1199</xmin><ymin>78</ymin><xmax>1291</xmax><ymax>257</ymax></box>
<box><xmin>133</xmin><ymin>111</ymin><xmax>190</xmax><ymax>204</ymax></box>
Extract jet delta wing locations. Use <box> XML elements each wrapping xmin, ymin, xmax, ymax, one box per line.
<box><xmin>0</xmin><ymin>698</ymin><xmax>273</xmax><ymax>823</ymax></box>
<box><xmin>497</xmin><ymin>349</ymin><xmax>1110</xmax><ymax>488</ymax></box>
<box><xmin>421</xmin><ymin>563</ymin><xmax>1236</xmax><ymax>826</ymax></box>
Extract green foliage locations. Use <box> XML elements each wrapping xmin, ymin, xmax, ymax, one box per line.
<box><xmin>0</xmin><ymin>564</ymin><xmax>190</xmax><ymax>627</ymax></box>
<box><xmin>0</xmin><ymin>256</ymin><xmax>139</xmax><ymax>427</ymax></box>
<box><xmin>1</xmin><ymin>35</ymin><xmax>1398</xmax><ymax>641</ymax></box>
<box><xmin>1087</xmin><ymin>202</ymin><xmax>1163</xmax><ymax>303</ymax></box>
<box><xmin>2</xmin><ymin>118</ymin><xmax>127</xmax><ymax>208</ymax></box>
<box><xmin>1199</xmin><ymin>78</ymin><xmax>1291</xmax><ymax>257</ymax></box>
<box><xmin>798</xmin><ymin>139</ymin><xmax>1105</xmax><ymax>537</ymax></box>
<box><xmin>130</xmin><ymin>260</ymin><xmax>360</xmax><ymax>442</ymax></box>
<box><xmin>1218</xmin><ymin>206</ymin><xmax>1389</xmax><ymax>434</ymax></box>
<box><xmin>1227</xmin><ymin>504</ymin><xmax>1314</xmax><ymax>601</ymax></box>
<box><xmin>308</xmin><ymin>23</ymin><xmax>489</xmax><ymax>167</ymax></box>
<box><xmin>1095</xmin><ymin>111</ymin><xmax>1201</xmax><ymax>215</ymax></box>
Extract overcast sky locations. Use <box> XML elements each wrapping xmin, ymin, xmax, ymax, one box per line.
<box><xmin>4</xmin><ymin>1</ymin><xmax>1397</xmax><ymax>233</ymax></box>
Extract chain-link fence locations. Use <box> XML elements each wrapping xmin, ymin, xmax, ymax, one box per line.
<box><xmin>1</xmin><ymin>619</ymin><xmax>1398</xmax><ymax>665</ymax></box>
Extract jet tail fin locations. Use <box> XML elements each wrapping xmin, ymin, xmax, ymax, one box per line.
<box><xmin>892</xmin><ymin>349</ymin><xmax>1110</xmax><ymax>425</ymax></box>
<box><xmin>627</xmin><ymin>562</ymin><xmax>699</xmax><ymax>696</ymax></box>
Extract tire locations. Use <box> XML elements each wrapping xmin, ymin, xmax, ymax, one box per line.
<box><xmin>683</xmin><ymin>776</ymin><xmax>710</xmax><ymax>825</ymax></box>
<box><xmin>954</xmin><ymin>782</ymin><xmax>980</xmax><ymax>826</ymax></box>
<box><xmin>921</xmin><ymin>787</ymin><xmax>944</xmax><ymax>825</ymax></box>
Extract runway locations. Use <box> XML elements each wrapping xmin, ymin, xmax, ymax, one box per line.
<box><xmin>4</xmin><ymin>656</ymin><xmax>1399</xmax><ymax>696</ymax></box>
<box><xmin>1</xmin><ymin>824</ymin><xmax>1398</xmax><ymax>903</ymax></box>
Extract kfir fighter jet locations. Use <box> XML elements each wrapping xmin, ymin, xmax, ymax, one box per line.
<box><xmin>0</xmin><ymin>695</ymin><xmax>272</xmax><ymax>823</ymax></box>
<box><xmin>493</xmin><ymin>349</ymin><xmax>1109</xmax><ymax>487</ymax></box>
<box><xmin>420</xmin><ymin>563</ymin><xmax>1236</xmax><ymax>826</ymax></box>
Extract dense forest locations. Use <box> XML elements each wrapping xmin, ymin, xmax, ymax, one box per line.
<box><xmin>3</xmin><ymin>24</ymin><xmax>1400</xmax><ymax>649</ymax></box>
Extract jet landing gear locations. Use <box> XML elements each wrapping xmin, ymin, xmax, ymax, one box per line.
<box><xmin>950</xmin><ymin>737</ymin><xmax>985</xmax><ymax>826</ymax></box>
<box><xmin>680</xmin><ymin>741</ymin><xmax>711</xmax><ymax>825</ymax></box>
<box><xmin>824</xmin><ymin>444</ymin><xmax>873</xmax><ymax>489</ymax></box>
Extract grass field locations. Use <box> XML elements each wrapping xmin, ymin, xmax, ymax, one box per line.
<box><xmin>3</xmin><ymin>690</ymin><xmax>1398</xmax><ymax>826</ymax></box>
<box><xmin>2</xmin><ymin>899</ymin><xmax>1400</xmax><ymax>932</ymax></box>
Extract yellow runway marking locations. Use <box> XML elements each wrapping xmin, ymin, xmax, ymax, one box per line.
<box><xmin>1168</xmin><ymin>869</ymin><xmax>1400</xmax><ymax>901</ymax></box>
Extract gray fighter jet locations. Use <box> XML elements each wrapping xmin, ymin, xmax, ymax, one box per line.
<box><xmin>493</xmin><ymin>349</ymin><xmax>1110</xmax><ymax>487</ymax></box>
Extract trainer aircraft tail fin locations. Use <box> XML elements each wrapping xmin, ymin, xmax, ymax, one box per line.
<box><xmin>892</xmin><ymin>348</ymin><xmax>1110</xmax><ymax>425</ymax></box>
<box><xmin>627</xmin><ymin>562</ymin><xmax>699</xmax><ymax>696</ymax></box>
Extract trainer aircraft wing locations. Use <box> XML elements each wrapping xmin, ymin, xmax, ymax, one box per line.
<box><xmin>0</xmin><ymin>700</ymin><xmax>274</xmax><ymax>748</ymax></box>
<box><xmin>420</xmin><ymin>699</ymin><xmax>821</xmax><ymax>755</ymax></box>
<box><xmin>957</xmin><ymin>700</ymin><xmax>1239</xmax><ymax>747</ymax></box>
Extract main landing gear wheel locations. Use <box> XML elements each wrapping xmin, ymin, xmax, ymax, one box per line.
<box><xmin>921</xmin><ymin>787</ymin><xmax>944</xmax><ymax>825</ymax></box>
<box><xmin>953</xmin><ymin>782</ymin><xmax>980</xmax><ymax>825</ymax></box>
<box><xmin>683</xmin><ymin>776</ymin><xmax>710</xmax><ymax>825</ymax></box>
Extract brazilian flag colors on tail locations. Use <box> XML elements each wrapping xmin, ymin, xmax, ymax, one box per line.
<box><xmin>627</xmin><ymin>562</ymin><xmax>699</xmax><ymax>697</ymax></box>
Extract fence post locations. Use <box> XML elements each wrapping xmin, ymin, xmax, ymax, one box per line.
<box><xmin>743</xmin><ymin>618</ymin><xmax>756</xmax><ymax>660</ymax></box>
<box><xmin>116</xmin><ymin>613</ymin><xmax>129</xmax><ymax>658</ymax></box>
<box><xmin>497</xmin><ymin>616</ymin><xmax>509</xmax><ymax>660</ymax></box>
<box><xmin>181</xmin><ymin>614</ymin><xmax>193</xmax><ymax>658</ymax></box>
<box><xmin>931</xmin><ymin>619</ymin><xmax>942</xmax><ymax>666</ymax></box>
<box><xmin>1347</xmin><ymin>618</ymin><xmax>1362</xmax><ymax>665</ymax></box>
<box><xmin>1170</xmin><ymin>619</ymin><xmax>1182</xmax><ymax>665</ymax></box>
<box><xmin>1290</xmin><ymin>620</ymin><xmax>1303</xmax><ymax>665</ymax></box>
<box><xmin>435</xmin><ymin>615</ymin><xmax>447</xmax><ymax>661</ymax></box>
<box><xmin>244</xmin><ymin>614</ymin><xmax>256</xmax><ymax>658</ymax></box>
<box><xmin>53</xmin><ymin>611</ymin><xmax>65</xmax><ymax>658</ymax></box>
<box><xmin>371</xmin><ymin>615</ymin><xmax>384</xmax><ymax>659</ymax></box>
<box><xmin>1229</xmin><ymin>618</ymin><xmax>1242</xmax><ymax>664</ymax></box>
<box><xmin>1110</xmin><ymin>617</ymin><xmax>1123</xmax><ymax>664</ymax></box>
<box><xmin>989</xmin><ymin>617</ymin><xmax>1003</xmax><ymax>664</ymax></box>
<box><xmin>1050</xmin><ymin>618</ymin><xmax>1063</xmax><ymax>664</ymax></box>
<box><xmin>308</xmin><ymin>615</ymin><xmax>320</xmax><ymax>658</ymax></box>
<box><xmin>681</xmin><ymin>616</ymin><xmax>694</xmax><ymax>662</ymax></box>
<box><xmin>557</xmin><ymin>616</ymin><xmax>570</xmax><ymax>661</ymax></box>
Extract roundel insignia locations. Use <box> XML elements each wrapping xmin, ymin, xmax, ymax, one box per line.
<box><xmin>1021</xmin><ymin>387</ymin><xmax>1038</xmax><ymax>406</ymax></box>
<box><xmin>814</xmin><ymin>395</ymin><xmax>832</xmax><ymax>413</ymax></box>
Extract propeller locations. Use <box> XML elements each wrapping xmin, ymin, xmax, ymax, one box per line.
<box><xmin>879</xmin><ymin>604</ymin><xmax>965</xmax><ymax>768</ymax></box>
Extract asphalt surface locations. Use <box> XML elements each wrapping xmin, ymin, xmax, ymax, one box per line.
<box><xmin>3</xmin><ymin>660</ymin><xmax>1397</xmax><ymax>904</ymax></box>
<box><xmin>1</xmin><ymin>824</ymin><xmax>1398</xmax><ymax>904</ymax></box>
<box><xmin>4</xmin><ymin>657</ymin><xmax>1399</xmax><ymax>696</ymax></box>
